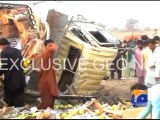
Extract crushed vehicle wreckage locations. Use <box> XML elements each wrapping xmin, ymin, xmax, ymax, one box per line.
<box><xmin>0</xmin><ymin>2</ymin><xmax>120</xmax><ymax>96</ymax></box>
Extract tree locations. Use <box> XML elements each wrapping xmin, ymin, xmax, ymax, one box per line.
<box><xmin>125</xmin><ymin>19</ymin><xmax>139</xmax><ymax>32</ymax></box>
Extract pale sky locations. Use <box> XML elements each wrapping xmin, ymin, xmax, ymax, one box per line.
<box><xmin>1</xmin><ymin>1</ymin><xmax>160</xmax><ymax>29</ymax></box>
<box><xmin>60</xmin><ymin>1</ymin><xmax>160</xmax><ymax>29</ymax></box>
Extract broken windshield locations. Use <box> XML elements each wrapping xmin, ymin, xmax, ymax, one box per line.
<box><xmin>91</xmin><ymin>29</ymin><xmax>120</xmax><ymax>44</ymax></box>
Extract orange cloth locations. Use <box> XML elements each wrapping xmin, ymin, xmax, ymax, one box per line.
<box><xmin>37</xmin><ymin>43</ymin><xmax>59</xmax><ymax>109</ymax></box>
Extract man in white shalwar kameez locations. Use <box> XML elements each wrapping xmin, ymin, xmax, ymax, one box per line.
<box><xmin>145</xmin><ymin>39</ymin><xmax>160</xmax><ymax>87</ymax></box>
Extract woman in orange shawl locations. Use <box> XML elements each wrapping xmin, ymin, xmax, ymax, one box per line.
<box><xmin>37</xmin><ymin>39</ymin><xmax>59</xmax><ymax>109</ymax></box>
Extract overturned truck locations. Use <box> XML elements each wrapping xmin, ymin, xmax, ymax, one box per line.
<box><xmin>0</xmin><ymin>2</ymin><xmax>120</xmax><ymax>95</ymax></box>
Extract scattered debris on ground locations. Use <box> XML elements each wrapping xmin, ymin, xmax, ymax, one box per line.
<box><xmin>91</xmin><ymin>88</ymin><xmax>129</xmax><ymax>106</ymax></box>
<box><xmin>0</xmin><ymin>98</ymin><xmax>139</xmax><ymax>119</ymax></box>
<box><xmin>0</xmin><ymin>79</ymin><xmax>146</xmax><ymax>119</ymax></box>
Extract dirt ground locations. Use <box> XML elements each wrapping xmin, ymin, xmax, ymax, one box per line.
<box><xmin>100</xmin><ymin>77</ymin><xmax>137</xmax><ymax>101</ymax></box>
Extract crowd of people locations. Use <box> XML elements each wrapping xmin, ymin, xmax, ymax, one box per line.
<box><xmin>110</xmin><ymin>35</ymin><xmax>160</xmax><ymax>119</ymax></box>
<box><xmin>138</xmin><ymin>37</ymin><xmax>160</xmax><ymax>119</ymax></box>
<box><xmin>110</xmin><ymin>35</ymin><xmax>160</xmax><ymax>84</ymax></box>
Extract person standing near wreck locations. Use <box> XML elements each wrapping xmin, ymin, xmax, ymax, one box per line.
<box><xmin>110</xmin><ymin>43</ymin><xmax>127</xmax><ymax>80</ymax></box>
<box><xmin>145</xmin><ymin>39</ymin><xmax>160</xmax><ymax>87</ymax></box>
<box><xmin>37</xmin><ymin>39</ymin><xmax>59</xmax><ymax>109</ymax></box>
<box><xmin>0</xmin><ymin>38</ymin><xmax>26</xmax><ymax>107</ymax></box>
<box><xmin>134</xmin><ymin>40</ymin><xmax>145</xmax><ymax>84</ymax></box>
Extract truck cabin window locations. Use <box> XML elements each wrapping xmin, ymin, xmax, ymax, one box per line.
<box><xmin>90</xmin><ymin>31</ymin><xmax>108</xmax><ymax>43</ymax></box>
<box><xmin>71</xmin><ymin>28</ymin><xmax>89</xmax><ymax>43</ymax></box>
<box><xmin>89</xmin><ymin>30</ymin><xmax>120</xmax><ymax>47</ymax></box>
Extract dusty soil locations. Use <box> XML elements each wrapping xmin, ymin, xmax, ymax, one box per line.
<box><xmin>100</xmin><ymin>78</ymin><xmax>137</xmax><ymax>101</ymax></box>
